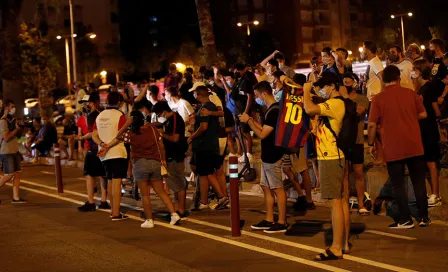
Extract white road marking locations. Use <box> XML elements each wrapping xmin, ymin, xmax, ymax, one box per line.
<box><xmin>19</xmin><ymin>179</ymin><xmax>416</xmax><ymax>272</ymax></box>
<box><xmin>76</xmin><ymin>178</ymin><xmax>85</xmax><ymax>181</ymax></box>
<box><xmin>40</xmin><ymin>171</ymin><xmax>55</xmax><ymax>175</ymax></box>
<box><xmin>365</xmin><ymin>230</ymin><xmax>417</xmax><ymax>241</ymax></box>
<box><xmin>11</xmin><ymin>184</ymin><xmax>348</xmax><ymax>272</ymax></box>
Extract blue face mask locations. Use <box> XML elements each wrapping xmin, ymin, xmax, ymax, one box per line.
<box><xmin>208</xmin><ymin>80</ymin><xmax>215</xmax><ymax>86</ymax></box>
<box><xmin>318</xmin><ymin>88</ymin><xmax>328</xmax><ymax>99</ymax></box>
<box><xmin>226</xmin><ymin>80</ymin><xmax>233</xmax><ymax>88</ymax></box>
<box><xmin>256</xmin><ymin>97</ymin><xmax>266</xmax><ymax>106</ymax></box>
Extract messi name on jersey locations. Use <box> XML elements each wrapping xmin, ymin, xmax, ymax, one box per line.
<box><xmin>275</xmin><ymin>82</ymin><xmax>310</xmax><ymax>149</ymax></box>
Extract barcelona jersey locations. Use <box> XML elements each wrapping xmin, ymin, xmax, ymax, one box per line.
<box><xmin>275</xmin><ymin>82</ymin><xmax>310</xmax><ymax>149</ymax></box>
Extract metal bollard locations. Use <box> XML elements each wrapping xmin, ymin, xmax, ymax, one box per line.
<box><xmin>53</xmin><ymin>143</ymin><xmax>64</xmax><ymax>193</ymax></box>
<box><xmin>229</xmin><ymin>156</ymin><xmax>241</xmax><ymax>237</ymax></box>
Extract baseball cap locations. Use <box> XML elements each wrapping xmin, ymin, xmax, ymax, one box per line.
<box><xmin>78</xmin><ymin>92</ymin><xmax>100</xmax><ymax>104</ymax></box>
<box><xmin>189</xmin><ymin>81</ymin><xmax>207</xmax><ymax>92</ymax></box>
<box><xmin>314</xmin><ymin>72</ymin><xmax>340</xmax><ymax>88</ymax></box>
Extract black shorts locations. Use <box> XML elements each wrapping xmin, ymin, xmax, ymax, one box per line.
<box><xmin>83</xmin><ymin>151</ymin><xmax>106</xmax><ymax>177</ymax></box>
<box><xmin>1</xmin><ymin>153</ymin><xmax>22</xmax><ymax>174</ymax></box>
<box><xmin>423</xmin><ymin>139</ymin><xmax>440</xmax><ymax>162</ymax></box>
<box><xmin>195</xmin><ymin>151</ymin><xmax>218</xmax><ymax>176</ymax></box>
<box><xmin>216</xmin><ymin>154</ymin><xmax>225</xmax><ymax>170</ymax></box>
<box><xmin>102</xmin><ymin>158</ymin><xmax>128</xmax><ymax>180</ymax></box>
<box><xmin>345</xmin><ymin>144</ymin><xmax>364</xmax><ymax>165</ymax></box>
<box><xmin>306</xmin><ymin>134</ymin><xmax>317</xmax><ymax>159</ymax></box>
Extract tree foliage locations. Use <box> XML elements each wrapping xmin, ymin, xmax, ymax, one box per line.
<box><xmin>19</xmin><ymin>23</ymin><xmax>60</xmax><ymax>98</ymax></box>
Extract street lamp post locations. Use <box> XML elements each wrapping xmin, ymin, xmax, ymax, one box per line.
<box><xmin>391</xmin><ymin>12</ymin><xmax>413</xmax><ymax>52</ymax></box>
<box><xmin>69</xmin><ymin>0</ymin><xmax>77</xmax><ymax>83</ymax></box>
<box><xmin>237</xmin><ymin>21</ymin><xmax>260</xmax><ymax>60</ymax></box>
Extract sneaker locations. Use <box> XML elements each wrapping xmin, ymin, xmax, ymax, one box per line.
<box><xmin>209</xmin><ymin>199</ymin><xmax>219</xmax><ymax>210</ymax></box>
<box><xmin>293</xmin><ymin>196</ymin><xmax>307</xmax><ymax>211</ymax></box>
<box><xmin>111</xmin><ymin>213</ymin><xmax>129</xmax><ymax>221</ymax></box>
<box><xmin>388</xmin><ymin>220</ymin><xmax>414</xmax><ymax>229</ymax></box>
<box><xmin>170</xmin><ymin>213</ymin><xmax>181</xmax><ymax>225</ymax></box>
<box><xmin>11</xmin><ymin>198</ymin><xmax>27</xmax><ymax>204</ymax></box>
<box><xmin>141</xmin><ymin>219</ymin><xmax>155</xmax><ymax>229</ymax></box>
<box><xmin>199</xmin><ymin>203</ymin><xmax>210</xmax><ymax>210</ymax></box>
<box><xmin>358</xmin><ymin>208</ymin><xmax>370</xmax><ymax>216</ymax></box>
<box><xmin>263</xmin><ymin>222</ymin><xmax>289</xmax><ymax>234</ymax></box>
<box><xmin>77</xmin><ymin>202</ymin><xmax>96</xmax><ymax>212</ymax></box>
<box><xmin>177</xmin><ymin>211</ymin><xmax>189</xmax><ymax>219</ymax></box>
<box><xmin>306</xmin><ymin>201</ymin><xmax>316</xmax><ymax>210</ymax></box>
<box><xmin>98</xmin><ymin>201</ymin><xmax>111</xmax><ymax>210</ymax></box>
<box><xmin>238</xmin><ymin>153</ymin><xmax>253</xmax><ymax>163</ymax></box>
<box><xmin>419</xmin><ymin>217</ymin><xmax>431</xmax><ymax>227</ymax></box>
<box><xmin>251</xmin><ymin>220</ymin><xmax>274</xmax><ymax>230</ymax></box>
<box><xmin>216</xmin><ymin>197</ymin><xmax>230</xmax><ymax>210</ymax></box>
<box><xmin>31</xmin><ymin>157</ymin><xmax>39</xmax><ymax>164</ymax></box>
<box><xmin>428</xmin><ymin>194</ymin><xmax>442</xmax><ymax>207</ymax></box>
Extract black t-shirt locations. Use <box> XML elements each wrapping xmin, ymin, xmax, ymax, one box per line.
<box><xmin>163</xmin><ymin>112</ymin><xmax>187</xmax><ymax>162</ymax></box>
<box><xmin>87</xmin><ymin>110</ymin><xmax>100</xmax><ymax>150</ymax></box>
<box><xmin>261</xmin><ymin>103</ymin><xmax>285</xmax><ymax>163</ymax></box>
<box><xmin>212</xmin><ymin>85</ymin><xmax>226</xmax><ymax>105</ymax></box>
<box><xmin>231</xmin><ymin>75</ymin><xmax>254</xmax><ymax>114</ymax></box>
<box><xmin>432</xmin><ymin>56</ymin><xmax>447</xmax><ymax>80</ymax></box>
<box><xmin>219</xmin><ymin>107</ymin><xmax>235</xmax><ymax>138</ymax></box>
<box><xmin>180</xmin><ymin>82</ymin><xmax>196</xmax><ymax>105</ymax></box>
<box><xmin>63</xmin><ymin>121</ymin><xmax>77</xmax><ymax>136</ymax></box>
<box><xmin>419</xmin><ymin>81</ymin><xmax>441</xmax><ymax>119</ymax></box>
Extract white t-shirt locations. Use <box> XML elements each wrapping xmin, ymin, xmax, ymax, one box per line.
<box><xmin>367</xmin><ymin>56</ymin><xmax>384</xmax><ymax>101</ymax></box>
<box><xmin>95</xmin><ymin>108</ymin><xmax>127</xmax><ymax>161</ymax></box>
<box><xmin>168</xmin><ymin>98</ymin><xmax>194</xmax><ymax>123</ymax></box>
<box><xmin>392</xmin><ymin>59</ymin><xmax>414</xmax><ymax>90</ymax></box>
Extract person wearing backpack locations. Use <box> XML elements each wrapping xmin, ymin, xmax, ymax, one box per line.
<box><xmin>341</xmin><ymin>73</ymin><xmax>371</xmax><ymax>215</ymax></box>
<box><xmin>303</xmin><ymin>72</ymin><xmax>350</xmax><ymax>261</ymax></box>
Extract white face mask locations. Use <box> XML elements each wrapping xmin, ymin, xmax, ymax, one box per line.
<box><xmin>8</xmin><ymin>108</ymin><xmax>16</xmax><ymax>115</ymax></box>
<box><xmin>41</xmin><ymin>120</ymin><xmax>47</xmax><ymax>125</ymax></box>
<box><xmin>193</xmin><ymin>92</ymin><xmax>198</xmax><ymax>99</ymax></box>
<box><xmin>278</xmin><ymin>63</ymin><xmax>284</xmax><ymax>70</ymax></box>
<box><xmin>410</xmin><ymin>71</ymin><xmax>419</xmax><ymax>79</ymax></box>
<box><xmin>157</xmin><ymin>117</ymin><xmax>167</xmax><ymax>123</ymax></box>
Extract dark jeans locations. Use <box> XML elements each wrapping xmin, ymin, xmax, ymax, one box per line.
<box><xmin>386</xmin><ymin>156</ymin><xmax>428</xmax><ymax>222</ymax></box>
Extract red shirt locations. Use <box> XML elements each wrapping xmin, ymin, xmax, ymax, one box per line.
<box><xmin>76</xmin><ymin>115</ymin><xmax>89</xmax><ymax>149</ymax></box>
<box><xmin>369</xmin><ymin>84</ymin><xmax>426</xmax><ymax>162</ymax></box>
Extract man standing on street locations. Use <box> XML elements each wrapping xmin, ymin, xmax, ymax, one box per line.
<box><xmin>93</xmin><ymin>92</ymin><xmax>128</xmax><ymax>221</ymax></box>
<box><xmin>240</xmin><ymin>81</ymin><xmax>288</xmax><ymax>234</ymax></box>
<box><xmin>0</xmin><ymin>100</ymin><xmax>26</xmax><ymax>204</ymax></box>
<box><xmin>76</xmin><ymin>93</ymin><xmax>109</xmax><ymax>212</ymax></box>
<box><xmin>389</xmin><ymin>45</ymin><xmax>414</xmax><ymax>90</ymax></box>
<box><xmin>368</xmin><ymin>65</ymin><xmax>430</xmax><ymax>229</ymax></box>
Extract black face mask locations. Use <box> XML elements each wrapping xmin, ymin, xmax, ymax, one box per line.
<box><xmin>388</xmin><ymin>53</ymin><xmax>399</xmax><ymax>63</ymax></box>
<box><xmin>345</xmin><ymin>86</ymin><xmax>354</xmax><ymax>93</ymax></box>
<box><xmin>234</xmin><ymin>72</ymin><xmax>241</xmax><ymax>79</ymax></box>
<box><xmin>422</xmin><ymin>67</ymin><xmax>432</xmax><ymax>79</ymax></box>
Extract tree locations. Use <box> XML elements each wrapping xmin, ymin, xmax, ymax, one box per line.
<box><xmin>19</xmin><ymin>23</ymin><xmax>60</xmax><ymax>116</ymax></box>
<box><xmin>0</xmin><ymin>0</ymin><xmax>24</xmax><ymax>116</ymax></box>
<box><xmin>195</xmin><ymin>0</ymin><xmax>217</xmax><ymax>67</ymax></box>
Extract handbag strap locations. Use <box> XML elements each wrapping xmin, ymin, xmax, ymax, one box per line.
<box><xmin>151</xmin><ymin>126</ymin><xmax>163</xmax><ymax>162</ymax></box>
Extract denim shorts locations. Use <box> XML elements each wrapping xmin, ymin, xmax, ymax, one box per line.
<box><xmin>0</xmin><ymin>153</ymin><xmax>21</xmax><ymax>174</ymax></box>
<box><xmin>260</xmin><ymin>159</ymin><xmax>283</xmax><ymax>189</ymax></box>
<box><xmin>133</xmin><ymin>158</ymin><xmax>162</xmax><ymax>182</ymax></box>
<box><xmin>166</xmin><ymin>161</ymin><xmax>187</xmax><ymax>193</ymax></box>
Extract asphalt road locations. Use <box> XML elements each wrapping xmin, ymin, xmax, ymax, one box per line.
<box><xmin>1</xmin><ymin>164</ymin><xmax>447</xmax><ymax>272</ymax></box>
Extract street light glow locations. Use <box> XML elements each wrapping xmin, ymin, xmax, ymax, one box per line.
<box><xmin>358</xmin><ymin>47</ymin><xmax>364</xmax><ymax>53</ymax></box>
<box><xmin>175</xmin><ymin>63</ymin><xmax>184</xmax><ymax>69</ymax></box>
<box><xmin>89</xmin><ymin>34</ymin><xmax>97</xmax><ymax>39</ymax></box>
<box><xmin>408</xmin><ymin>12</ymin><xmax>413</xmax><ymax>17</ymax></box>
<box><xmin>56</xmin><ymin>35</ymin><xmax>62</xmax><ymax>40</ymax></box>
<box><xmin>72</xmin><ymin>34</ymin><xmax>77</xmax><ymax>37</ymax></box>
<box><xmin>237</xmin><ymin>22</ymin><xmax>242</xmax><ymax>27</ymax></box>
<box><xmin>100</xmin><ymin>70</ymin><xmax>107</xmax><ymax>77</ymax></box>
<box><xmin>348</xmin><ymin>50</ymin><xmax>353</xmax><ymax>55</ymax></box>
<box><xmin>421</xmin><ymin>45</ymin><xmax>426</xmax><ymax>50</ymax></box>
<box><xmin>253</xmin><ymin>20</ymin><xmax>259</xmax><ymax>25</ymax></box>
<box><xmin>391</xmin><ymin>15</ymin><xmax>395</xmax><ymax>19</ymax></box>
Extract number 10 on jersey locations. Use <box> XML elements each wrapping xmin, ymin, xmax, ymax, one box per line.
<box><xmin>284</xmin><ymin>102</ymin><xmax>302</xmax><ymax>125</ymax></box>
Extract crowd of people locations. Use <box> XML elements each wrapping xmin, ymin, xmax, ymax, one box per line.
<box><xmin>1</xmin><ymin>38</ymin><xmax>447</xmax><ymax>261</ymax></box>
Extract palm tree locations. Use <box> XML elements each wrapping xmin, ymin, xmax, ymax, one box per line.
<box><xmin>0</xmin><ymin>0</ymin><xmax>24</xmax><ymax>116</ymax></box>
<box><xmin>195</xmin><ymin>0</ymin><xmax>217</xmax><ymax>67</ymax></box>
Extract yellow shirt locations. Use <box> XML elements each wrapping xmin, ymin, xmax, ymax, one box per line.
<box><xmin>316</xmin><ymin>98</ymin><xmax>345</xmax><ymax>160</ymax></box>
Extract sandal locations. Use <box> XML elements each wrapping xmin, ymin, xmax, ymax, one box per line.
<box><xmin>314</xmin><ymin>249</ymin><xmax>343</xmax><ymax>261</ymax></box>
<box><xmin>342</xmin><ymin>242</ymin><xmax>353</xmax><ymax>255</ymax></box>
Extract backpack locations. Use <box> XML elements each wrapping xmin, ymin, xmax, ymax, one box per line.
<box><xmin>322</xmin><ymin>96</ymin><xmax>358</xmax><ymax>157</ymax></box>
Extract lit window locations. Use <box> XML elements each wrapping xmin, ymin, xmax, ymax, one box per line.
<box><xmin>153</xmin><ymin>41</ymin><xmax>158</xmax><ymax>47</ymax></box>
<box><xmin>150</xmin><ymin>16</ymin><xmax>158</xmax><ymax>22</ymax></box>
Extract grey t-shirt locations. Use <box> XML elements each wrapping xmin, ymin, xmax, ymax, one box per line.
<box><xmin>0</xmin><ymin>119</ymin><xmax>19</xmax><ymax>155</ymax></box>
<box><xmin>350</xmin><ymin>94</ymin><xmax>370</xmax><ymax>144</ymax></box>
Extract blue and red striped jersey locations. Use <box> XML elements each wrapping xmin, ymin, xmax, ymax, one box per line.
<box><xmin>275</xmin><ymin>81</ymin><xmax>310</xmax><ymax>149</ymax></box>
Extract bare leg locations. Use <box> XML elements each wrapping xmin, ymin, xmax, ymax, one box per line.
<box><xmin>151</xmin><ymin>180</ymin><xmax>176</xmax><ymax>214</ymax></box>
<box><xmin>68</xmin><ymin>137</ymin><xmax>75</xmax><ymax>160</ymax></box>
<box><xmin>427</xmin><ymin>161</ymin><xmax>439</xmax><ymax>197</ymax></box>
<box><xmin>227</xmin><ymin>134</ymin><xmax>236</xmax><ymax>155</ymax></box>
<box><xmin>328</xmin><ymin>198</ymin><xmax>345</xmax><ymax>257</ymax></box>
<box><xmin>216</xmin><ymin>166</ymin><xmax>228</xmax><ymax>197</ymax></box>
<box><xmin>12</xmin><ymin>172</ymin><xmax>21</xmax><ymax>200</ymax></box>
<box><xmin>176</xmin><ymin>190</ymin><xmax>187</xmax><ymax>214</ymax></box>
<box><xmin>301</xmin><ymin>170</ymin><xmax>313</xmax><ymax>203</ymax></box>
<box><xmin>273</xmin><ymin>187</ymin><xmax>287</xmax><ymax>224</ymax></box>
<box><xmin>342</xmin><ymin>166</ymin><xmax>351</xmax><ymax>251</ymax></box>
<box><xmin>207</xmin><ymin>173</ymin><xmax>225</xmax><ymax>198</ymax></box>
<box><xmin>353</xmin><ymin>164</ymin><xmax>366</xmax><ymax>210</ymax></box>
<box><xmin>284</xmin><ymin>167</ymin><xmax>303</xmax><ymax>196</ymax></box>
<box><xmin>100</xmin><ymin>177</ymin><xmax>107</xmax><ymax>202</ymax></box>
<box><xmin>244</xmin><ymin>132</ymin><xmax>253</xmax><ymax>154</ymax></box>
<box><xmin>107</xmin><ymin>181</ymin><xmax>113</xmax><ymax>210</ymax></box>
<box><xmin>86</xmin><ymin>176</ymin><xmax>96</xmax><ymax>204</ymax></box>
<box><xmin>199</xmin><ymin>176</ymin><xmax>209</xmax><ymax>205</ymax></box>
<box><xmin>0</xmin><ymin>174</ymin><xmax>14</xmax><ymax>189</ymax></box>
<box><xmin>139</xmin><ymin>180</ymin><xmax>153</xmax><ymax>219</ymax></box>
<box><xmin>311</xmin><ymin>158</ymin><xmax>320</xmax><ymax>189</ymax></box>
<box><xmin>262</xmin><ymin>185</ymin><xmax>275</xmax><ymax>223</ymax></box>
